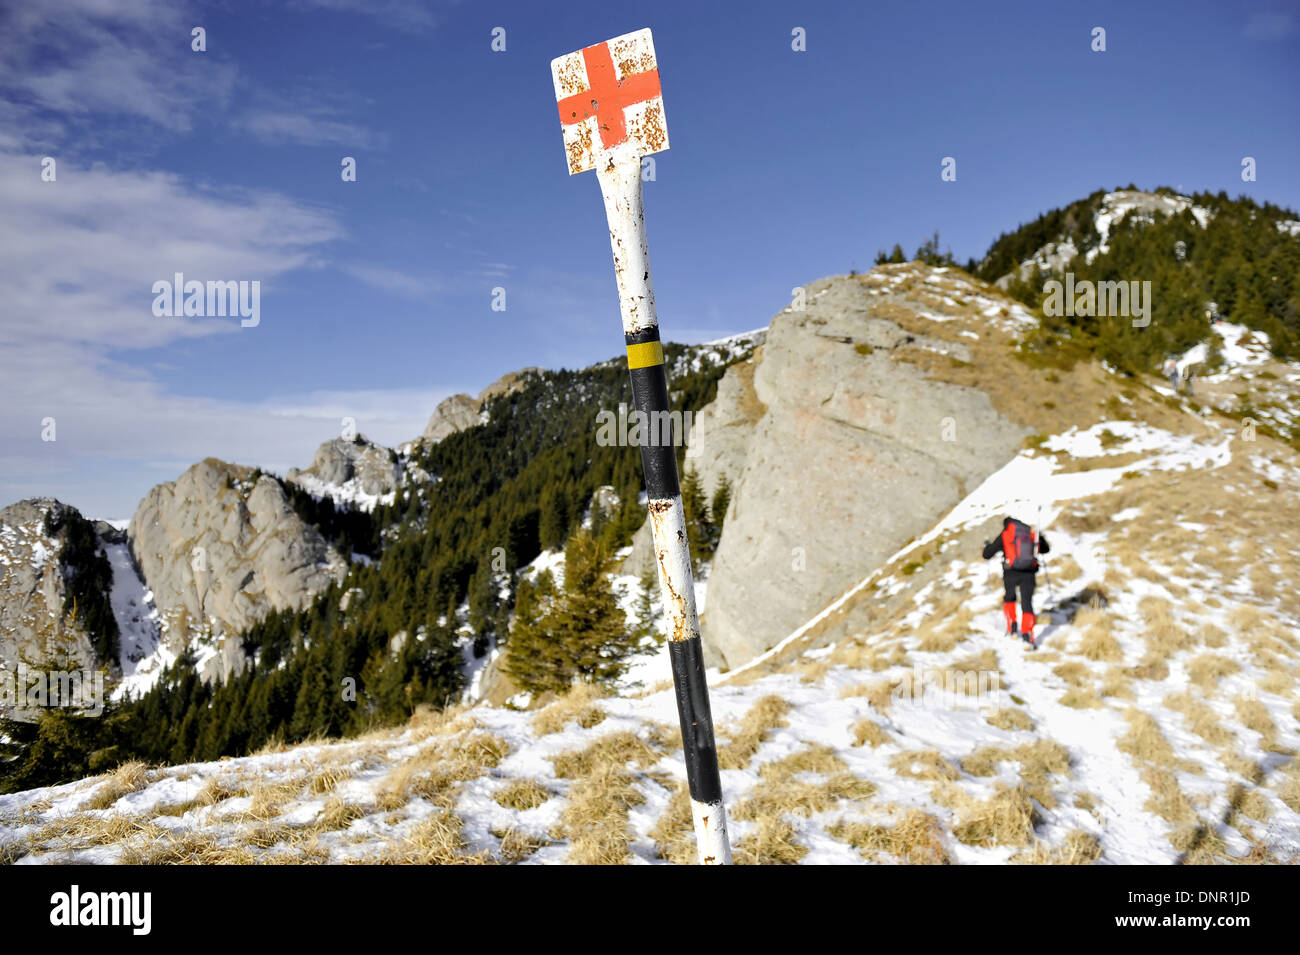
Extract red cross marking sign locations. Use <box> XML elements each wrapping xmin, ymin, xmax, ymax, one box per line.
<box><xmin>551</xmin><ymin>28</ymin><xmax>669</xmax><ymax>175</ymax></box>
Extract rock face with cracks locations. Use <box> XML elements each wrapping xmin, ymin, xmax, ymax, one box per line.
<box><xmin>128</xmin><ymin>459</ymin><xmax>346</xmax><ymax>682</ymax></box>
<box><xmin>697</xmin><ymin>274</ymin><xmax>1028</xmax><ymax>668</ymax></box>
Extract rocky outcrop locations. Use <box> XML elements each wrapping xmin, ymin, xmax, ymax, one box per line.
<box><xmin>128</xmin><ymin>459</ymin><xmax>347</xmax><ymax>682</ymax></box>
<box><xmin>423</xmin><ymin>394</ymin><xmax>481</xmax><ymax>443</ymax></box>
<box><xmin>422</xmin><ymin>368</ymin><xmax>540</xmax><ymax>443</ymax></box>
<box><xmin>0</xmin><ymin>500</ymin><xmax>100</xmax><ymax>658</ymax></box>
<box><xmin>286</xmin><ymin>436</ymin><xmax>400</xmax><ymax>504</ymax></box>
<box><xmin>697</xmin><ymin>273</ymin><xmax>1030</xmax><ymax>668</ymax></box>
<box><xmin>684</xmin><ymin>350</ymin><xmax>766</xmax><ymax>518</ymax></box>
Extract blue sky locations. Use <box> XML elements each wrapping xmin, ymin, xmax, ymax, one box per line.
<box><xmin>2</xmin><ymin>0</ymin><xmax>1297</xmax><ymax>517</ymax></box>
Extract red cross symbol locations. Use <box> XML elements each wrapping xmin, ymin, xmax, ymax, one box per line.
<box><xmin>557</xmin><ymin>42</ymin><xmax>661</xmax><ymax>150</ymax></box>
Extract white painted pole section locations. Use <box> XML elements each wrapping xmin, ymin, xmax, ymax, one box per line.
<box><xmin>596</xmin><ymin>158</ymin><xmax>731</xmax><ymax>867</ymax></box>
<box><xmin>690</xmin><ymin>797</ymin><xmax>733</xmax><ymax>867</ymax></box>
<box><xmin>596</xmin><ymin>158</ymin><xmax>657</xmax><ymax>336</ymax></box>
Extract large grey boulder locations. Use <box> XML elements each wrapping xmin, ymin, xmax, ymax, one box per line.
<box><xmin>698</xmin><ymin>273</ymin><xmax>1029</xmax><ymax>668</ymax></box>
<box><xmin>128</xmin><ymin>459</ymin><xmax>346</xmax><ymax>681</ymax></box>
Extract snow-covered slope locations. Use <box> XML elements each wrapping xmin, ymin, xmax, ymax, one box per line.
<box><xmin>5</xmin><ymin>354</ymin><xmax>1297</xmax><ymax>863</ymax></box>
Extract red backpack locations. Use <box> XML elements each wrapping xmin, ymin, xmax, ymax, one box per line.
<box><xmin>1002</xmin><ymin>520</ymin><xmax>1037</xmax><ymax>571</ymax></box>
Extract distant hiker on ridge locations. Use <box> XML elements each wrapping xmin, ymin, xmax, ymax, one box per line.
<box><xmin>982</xmin><ymin>516</ymin><xmax>1050</xmax><ymax>647</ymax></box>
<box><xmin>1163</xmin><ymin>357</ymin><xmax>1180</xmax><ymax>392</ymax></box>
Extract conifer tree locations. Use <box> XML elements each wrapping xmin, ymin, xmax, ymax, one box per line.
<box><xmin>503</xmin><ymin>530</ymin><xmax>637</xmax><ymax>694</ymax></box>
<box><xmin>679</xmin><ymin>465</ymin><xmax>713</xmax><ymax>570</ymax></box>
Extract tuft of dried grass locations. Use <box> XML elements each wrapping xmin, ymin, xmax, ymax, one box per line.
<box><xmin>985</xmin><ymin>708</ymin><xmax>1034</xmax><ymax>731</ymax></box>
<box><xmin>380</xmin><ymin>731</ymin><xmax>511</xmax><ymax>809</ymax></box>
<box><xmin>315</xmin><ymin>795</ymin><xmax>366</xmax><ymax>831</ymax></box>
<box><xmin>1077</xmin><ymin>623</ymin><xmax>1123</xmax><ymax>662</ymax></box>
<box><xmin>85</xmin><ymin>761</ymin><xmax>150</xmax><ymax>811</ymax></box>
<box><xmin>560</xmin><ymin>761</ymin><xmax>645</xmax><ymax>865</ymax></box>
<box><xmin>828</xmin><ymin>808</ymin><xmax>950</xmax><ymax>864</ymax></box>
<box><xmin>1186</xmin><ymin>654</ymin><xmax>1241</xmax><ymax>690</ymax></box>
<box><xmin>889</xmin><ymin>749</ymin><xmax>960</xmax><ymax>782</ymax></box>
<box><xmin>650</xmin><ymin>783</ymin><xmax>697</xmax><ymax>865</ymax></box>
<box><xmin>839</xmin><ymin>679</ymin><xmax>897</xmax><ymax>712</ymax></box>
<box><xmin>1163</xmin><ymin>693</ymin><xmax>1234</xmax><ymax>747</ymax></box>
<box><xmin>734</xmin><ymin>745</ymin><xmax>877</xmax><ymax>822</ymax></box>
<box><xmin>532</xmin><ymin>682</ymin><xmax>609</xmax><ymax>736</ymax></box>
<box><xmin>551</xmin><ymin>730</ymin><xmax>660</xmax><ymax>779</ymax></box>
<box><xmin>1011</xmin><ymin>829</ymin><xmax>1101</xmax><ymax>865</ymax></box>
<box><xmin>851</xmin><ymin>718</ymin><xmax>892</xmax><ymax>748</ymax></box>
<box><xmin>121</xmin><ymin>830</ymin><xmax>258</xmax><ymax>865</ymax></box>
<box><xmin>716</xmin><ymin>695</ymin><xmax>790</xmax><ymax>770</ymax></box>
<box><xmin>733</xmin><ymin>817</ymin><xmax>807</xmax><ymax>865</ymax></box>
<box><xmin>949</xmin><ymin>785</ymin><xmax>1041</xmax><ymax>848</ymax></box>
<box><xmin>1117</xmin><ymin>710</ymin><xmax>1200</xmax><ymax>775</ymax></box>
<box><xmin>493</xmin><ymin>778</ymin><xmax>553</xmax><ymax>811</ymax></box>
<box><xmin>369</xmin><ymin>811</ymin><xmax>493</xmax><ymax>865</ymax></box>
<box><xmin>496</xmin><ymin>827</ymin><xmax>551</xmax><ymax>863</ymax></box>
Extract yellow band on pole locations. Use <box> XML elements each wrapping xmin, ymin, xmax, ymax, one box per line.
<box><xmin>625</xmin><ymin>340</ymin><xmax>664</xmax><ymax>369</ymax></box>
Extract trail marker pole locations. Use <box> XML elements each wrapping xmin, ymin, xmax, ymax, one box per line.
<box><xmin>550</xmin><ymin>27</ymin><xmax>731</xmax><ymax>865</ymax></box>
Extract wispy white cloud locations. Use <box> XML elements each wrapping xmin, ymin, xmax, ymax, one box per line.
<box><xmin>236</xmin><ymin>108</ymin><xmax>389</xmax><ymax>149</ymax></box>
<box><xmin>339</xmin><ymin>263</ymin><xmax>442</xmax><ymax>298</ymax></box>
<box><xmin>0</xmin><ymin>0</ymin><xmax>237</xmax><ymax>141</ymax></box>
<box><xmin>0</xmin><ymin>145</ymin><xmax>361</xmax><ymax>516</ymax></box>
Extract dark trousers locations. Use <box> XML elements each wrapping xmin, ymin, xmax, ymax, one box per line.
<box><xmin>1003</xmin><ymin>569</ymin><xmax>1036</xmax><ymax>614</ymax></box>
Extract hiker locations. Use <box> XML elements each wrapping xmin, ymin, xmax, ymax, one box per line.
<box><xmin>982</xmin><ymin>517</ymin><xmax>1050</xmax><ymax>646</ymax></box>
<box><xmin>1162</xmin><ymin>357</ymin><xmax>1180</xmax><ymax>391</ymax></box>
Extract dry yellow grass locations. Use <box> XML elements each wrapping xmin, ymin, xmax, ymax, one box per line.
<box><xmin>851</xmin><ymin>718</ymin><xmax>892</xmax><ymax>748</ymax></box>
<box><xmin>1139</xmin><ymin>766</ymin><xmax>1197</xmax><ymax>825</ymax></box>
<box><xmin>716</xmin><ymin>695</ymin><xmax>790</xmax><ymax>770</ymax></box>
<box><xmin>85</xmin><ymin>761</ymin><xmax>150</xmax><ymax>811</ymax></box>
<box><xmin>1186</xmin><ymin>653</ymin><xmax>1241</xmax><ymax>690</ymax></box>
<box><xmin>839</xmin><ymin>679</ymin><xmax>897</xmax><ymax>712</ymax></box>
<box><xmin>828</xmin><ymin>807</ymin><xmax>951</xmax><ymax>864</ymax></box>
<box><xmin>532</xmin><ymin>682</ymin><xmax>609</xmax><ymax>736</ymax></box>
<box><xmin>733</xmin><ymin>745</ymin><xmax>877</xmax><ymax>823</ymax></box>
<box><xmin>890</xmin><ymin>749</ymin><xmax>960</xmax><ymax>782</ymax></box>
<box><xmin>1099</xmin><ymin>666</ymin><xmax>1136</xmax><ymax>700</ymax></box>
<box><xmin>985</xmin><ymin>708</ymin><xmax>1034</xmax><ymax>731</ymax></box>
<box><xmin>1117</xmin><ymin>710</ymin><xmax>1200</xmax><ymax>775</ymax></box>
<box><xmin>649</xmin><ymin>783</ymin><xmax>697</xmax><ymax>865</ymax></box>
<box><xmin>733</xmin><ymin>817</ymin><xmax>808</xmax><ymax>865</ymax></box>
<box><xmin>495</xmin><ymin>827</ymin><xmax>551</xmax><ymax>863</ymax></box>
<box><xmin>552</xmin><ymin>730</ymin><xmax>661</xmax><ymax>779</ymax></box>
<box><xmin>1059</xmin><ymin>686</ymin><xmax>1103</xmax><ymax>709</ymax></box>
<box><xmin>1076</xmin><ymin>620</ymin><xmax>1123</xmax><ymax>662</ymax></box>
<box><xmin>306</xmin><ymin>764</ymin><xmax>354</xmax><ymax>795</ymax></box>
<box><xmin>560</xmin><ymin>762</ymin><xmax>645</xmax><ymax>865</ymax></box>
<box><xmin>368</xmin><ymin>811</ymin><xmax>493</xmax><ymax>865</ymax></box>
<box><xmin>242</xmin><ymin>777</ymin><xmax>305</xmax><ymax>822</ymax></box>
<box><xmin>121</xmin><ymin>829</ymin><xmax>259</xmax><ymax>865</ymax></box>
<box><xmin>493</xmin><ymin>778</ymin><xmax>553</xmax><ymax>811</ymax></box>
<box><xmin>1164</xmin><ymin>693</ymin><xmax>1234</xmax><ymax>747</ymax></box>
<box><xmin>1011</xmin><ymin>829</ymin><xmax>1102</xmax><ymax>864</ymax></box>
<box><xmin>316</xmin><ymin>795</ymin><xmax>366</xmax><ymax>831</ymax></box>
<box><xmin>947</xmin><ymin>785</ymin><xmax>1041</xmax><ymax>848</ymax></box>
<box><xmin>1139</xmin><ymin>596</ymin><xmax>1195</xmax><ymax>659</ymax></box>
<box><xmin>379</xmin><ymin>731</ymin><xmax>511</xmax><ymax>809</ymax></box>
